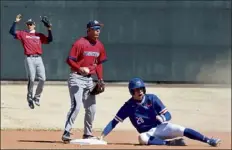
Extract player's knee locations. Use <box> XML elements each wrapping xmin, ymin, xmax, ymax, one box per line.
<box><xmin>170</xmin><ymin>123</ymin><xmax>186</xmax><ymax>137</ymax></box>
<box><xmin>28</xmin><ymin>76</ymin><xmax>35</xmax><ymax>82</ymax></box>
<box><xmin>84</xmin><ymin>106</ymin><xmax>96</xmax><ymax>118</ymax></box>
<box><xmin>74</xmin><ymin>104</ymin><xmax>81</xmax><ymax>111</ymax></box>
<box><xmin>39</xmin><ymin>76</ymin><xmax>46</xmax><ymax>82</ymax></box>
<box><xmin>138</xmin><ymin>133</ymin><xmax>149</xmax><ymax>145</ymax></box>
<box><xmin>28</xmin><ymin>79</ymin><xmax>34</xmax><ymax>83</ymax></box>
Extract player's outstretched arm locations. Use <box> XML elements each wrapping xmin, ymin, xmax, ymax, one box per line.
<box><xmin>9</xmin><ymin>14</ymin><xmax>21</xmax><ymax>37</ymax></box>
<box><xmin>100</xmin><ymin>103</ymin><xmax>130</xmax><ymax>140</ymax></box>
<box><xmin>100</xmin><ymin>119</ymin><xmax>119</xmax><ymax>139</ymax></box>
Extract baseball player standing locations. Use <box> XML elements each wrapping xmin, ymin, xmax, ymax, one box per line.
<box><xmin>99</xmin><ymin>78</ymin><xmax>221</xmax><ymax>147</ymax></box>
<box><xmin>61</xmin><ymin>20</ymin><xmax>107</xmax><ymax>143</ymax></box>
<box><xmin>9</xmin><ymin>14</ymin><xmax>53</xmax><ymax>109</ymax></box>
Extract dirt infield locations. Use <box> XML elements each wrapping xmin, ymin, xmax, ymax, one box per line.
<box><xmin>1</xmin><ymin>130</ymin><xmax>231</xmax><ymax>149</ymax></box>
<box><xmin>1</xmin><ymin>84</ymin><xmax>231</xmax><ymax>149</ymax></box>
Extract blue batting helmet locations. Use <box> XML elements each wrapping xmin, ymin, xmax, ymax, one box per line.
<box><xmin>128</xmin><ymin>78</ymin><xmax>146</xmax><ymax>95</ymax></box>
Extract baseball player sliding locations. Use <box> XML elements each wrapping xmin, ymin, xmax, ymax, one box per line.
<box><xmin>62</xmin><ymin>20</ymin><xmax>107</xmax><ymax>143</ymax></box>
<box><xmin>9</xmin><ymin>14</ymin><xmax>53</xmax><ymax>109</ymax></box>
<box><xmin>98</xmin><ymin>78</ymin><xmax>221</xmax><ymax>147</ymax></box>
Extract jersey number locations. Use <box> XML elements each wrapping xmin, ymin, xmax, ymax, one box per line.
<box><xmin>136</xmin><ymin>117</ymin><xmax>144</xmax><ymax>125</ymax></box>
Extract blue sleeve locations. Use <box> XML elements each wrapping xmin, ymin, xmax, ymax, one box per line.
<box><xmin>153</xmin><ymin>95</ymin><xmax>172</xmax><ymax>122</ymax></box>
<box><xmin>161</xmin><ymin>111</ymin><xmax>171</xmax><ymax>122</ymax></box>
<box><xmin>9</xmin><ymin>22</ymin><xmax>17</xmax><ymax>37</ymax></box>
<box><xmin>68</xmin><ymin>56</ymin><xmax>77</xmax><ymax>61</ymax></box>
<box><xmin>114</xmin><ymin>102</ymin><xmax>130</xmax><ymax>122</ymax></box>
<box><xmin>153</xmin><ymin>95</ymin><xmax>167</xmax><ymax>115</ymax></box>
<box><xmin>102</xmin><ymin>119</ymin><xmax>119</xmax><ymax>137</ymax></box>
<box><xmin>102</xmin><ymin>102</ymin><xmax>130</xmax><ymax>136</ymax></box>
<box><xmin>47</xmin><ymin>30</ymin><xmax>53</xmax><ymax>43</ymax></box>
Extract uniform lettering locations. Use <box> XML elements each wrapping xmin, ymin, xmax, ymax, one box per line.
<box><xmin>83</xmin><ymin>51</ymin><xmax>99</xmax><ymax>57</ymax></box>
<box><xmin>26</xmin><ymin>35</ymin><xmax>40</xmax><ymax>39</ymax></box>
<box><xmin>136</xmin><ymin>117</ymin><xmax>144</xmax><ymax>125</ymax></box>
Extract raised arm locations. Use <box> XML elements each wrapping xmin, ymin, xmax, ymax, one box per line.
<box><xmin>40</xmin><ymin>16</ymin><xmax>53</xmax><ymax>43</ymax></box>
<box><xmin>47</xmin><ymin>28</ymin><xmax>53</xmax><ymax>43</ymax></box>
<box><xmin>9</xmin><ymin>14</ymin><xmax>22</xmax><ymax>38</ymax></box>
<box><xmin>40</xmin><ymin>28</ymin><xmax>53</xmax><ymax>44</ymax></box>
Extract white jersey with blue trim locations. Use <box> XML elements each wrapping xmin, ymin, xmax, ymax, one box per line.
<box><xmin>114</xmin><ymin>94</ymin><xmax>168</xmax><ymax>133</ymax></box>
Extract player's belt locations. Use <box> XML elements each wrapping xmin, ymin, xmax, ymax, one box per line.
<box><xmin>26</xmin><ymin>54</ymin><xmax>41</xmax><ymax>57</ymax></box>
<box><xmin>72</xmin><ymin>71</ymin><xmax>91</xmax><ymax>78</ymax></box>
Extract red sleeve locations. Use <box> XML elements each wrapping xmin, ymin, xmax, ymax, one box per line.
<box><xmin>66</xmin><ymin>42</ymin><xmax>83</xmax><ymax>71</ymax></box>
<box><xmin>39</xmin><ymin>33</ymin><xmax>48</xmax><ymax>44</ymax></box>
<box><xmin>15</xmin><ymin>31</ymin><xmax>23</xmax><ymax>40</ymax></box>
<box><xmin>97</xmin><ymin>43</ymin><xmax>107</xmax><ymax>64</ymax></box>
<box><xmin>96</xmin><ymin>43</ymin><xmax>107</xmax><ymax>80</ymax></box>
<box><xmin>96</xmin><ymin>64</ymin><xmax>103</xmax><ymax>80</ymax></box>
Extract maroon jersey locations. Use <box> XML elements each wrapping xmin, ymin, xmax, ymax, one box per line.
<box><xmin>67</xmin><ymin>37</ymin><xmax>107</xmax><ymax>78</ymax></box>
<box><xmin>16</xmin><ymin>30</ymin><xmax>49</xmax><ymax>55</ymax></box>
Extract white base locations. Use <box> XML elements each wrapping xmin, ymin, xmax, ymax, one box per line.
<box><xmin>70</xmin><ymin>138</ymin><xmax>107</xmax><ymax>145</ymax></box>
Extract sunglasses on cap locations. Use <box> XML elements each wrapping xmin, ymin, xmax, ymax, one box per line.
<box><xmin>26</xmin><ymin>21</ymin><xmax>35</xmax><ymax>26</ymax></box>
<box><xmin>89</xmin><ymin>25</ymin><xmax>101</xmax><ymax>30</ymax></box>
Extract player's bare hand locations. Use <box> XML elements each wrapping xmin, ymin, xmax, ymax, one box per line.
<box><xmin>15</xmin><ymin>14</ymin><xmax>22</xmax><ymax>22</ymax></box>
<box><xmin>79</xmin><ymin>67</ymin><xmax>90</xmax><ymax>75</ymax></box>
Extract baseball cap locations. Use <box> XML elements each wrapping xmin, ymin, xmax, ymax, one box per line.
<box><xmin>86</xmin><ymin>20</ymin><xmax>104</xmax><ymax>30</ymax></box>
<box><xmin>25</xmin><ymin>19</ymin><xmax>35</xmax><ymax>25</ymax></box>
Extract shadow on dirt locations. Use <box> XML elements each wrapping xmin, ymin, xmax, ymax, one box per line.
<box><xmin>18</xmin><ymin>140</ymin><xmax>141</xmax><ymax>146</ymax></box>
<box><xmin>18</xmin><ymin>140</ymin><xmax>63</xmax><ymax>144</ymax></box>
<box><xmin>107</xmin><ymin>142</ymin><xmax>141</xmax><ymax>146</ymax></box>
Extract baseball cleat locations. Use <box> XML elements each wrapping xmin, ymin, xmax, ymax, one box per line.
<box><xmin>33</xmin><ymin>98</ymin><xmax>40</xmax><ymax>106</ymax></box>
<box><xmin>28</xmin><ymin>100</ymin><xmax>34</xmax><ymax>109</ymax></box>
<box><xmin>208</xmin><ymin>138</ymin><xmax>221</xmax><ymax>147</ymax></box>
<box><xmin>62</xmin><ymin>131</ymin><xmax>71</xmax><ymax>144</ymax></box>
<box><xmin>166</xmin><ymin>138</ymin><xmax>186</xmax><ymax>146</ymax></box>
<box><xmin>82</xmin><ymin>134</ymin><xmax>98</xmax><ymax>139</ymax></box>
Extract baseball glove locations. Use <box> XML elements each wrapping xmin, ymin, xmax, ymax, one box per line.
<box><xmin>90</xmin><ymin>80</ymin><xmax>105</xmax><ymax>95</ymax></box>
<box><xmin>40</xmin><ymin>16</ymin><xmax>52</xmax><ymax>28</ymax></box>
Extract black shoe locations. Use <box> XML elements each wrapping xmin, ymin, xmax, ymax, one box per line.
<box><xmin>166</xmin><ymin>138</ymin><xmax>186</xmax><ymax>146</ymax></box>
<box><xmin>33</xmin><ymin>98</ymin><xmax>40</xmax><ymax>106</ymax></box>
<box><xmin>82</xmin><ymin>134</ymin><xmax>97</xmax><ymax>139</ymax></box>
<box><xmin>62</xmin><ymin>131</ymin><xmax>71</xmax><ymax>144</ymax></box>
<box><xmin>28</xmin><ymin>100</ymin><xmax>34</xmax><ymax>109</ymax></box>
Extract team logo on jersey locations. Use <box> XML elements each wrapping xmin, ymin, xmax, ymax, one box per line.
<box><xmin>83</xmin><ymin>51</ymin><xmax>99</xmax><ymax>57</ymax></box>
<box><xmin>146</xmin><ymin>100</ymin><xmax>152</xmax><ymax>107</ymax></box>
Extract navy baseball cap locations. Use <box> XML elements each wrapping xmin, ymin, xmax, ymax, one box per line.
<box><xmin>26</xmin><ymin>19</ymin><xmax>36</xmax><ymax>25</ymax></box>
<box><xmin>86</xmin><ymin>20</ymin><xmax>104</xmax><ymax>30</ymax></box>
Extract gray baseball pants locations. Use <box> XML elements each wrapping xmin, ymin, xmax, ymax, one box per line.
<box><xmin>64</xmin><ymin>73</ymin><xmax>96</xmax><ymax>136</ymax></box>
<box><xmin>24</xmin><ymin>56</ymin><xmax>46</xmax><ymax>102</ymax></box>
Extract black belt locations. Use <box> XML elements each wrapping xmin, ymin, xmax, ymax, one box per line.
<box><xmin>26</xmin><ymin>54</ymin><xmax>41</xmax><ymax>57</ymax></box>
<box><xmin>76</xmin><ymin>72</ymin><xmax>91</xmax><ymax>78</ymax></box>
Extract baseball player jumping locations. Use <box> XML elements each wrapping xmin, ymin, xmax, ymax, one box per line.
<box><xmin>9</xmin><ymin>14</ymin><xmax>53</xmax><ymax>109</ymax></box>
<box><xmin>62</xmin><ymin>20</ymin><xmax>107</xmax><ymax>143</ymax></box>
<box><xmin>99</xmin><ymin>78</ymin><xmax>221</xmax><ymax>147</ymax></box>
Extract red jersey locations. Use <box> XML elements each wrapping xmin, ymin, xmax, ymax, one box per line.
<box><xmin>16</xmin><ymin>30</ymin><xmax>49</xmax><ymax>55</ymax></box>
<box><xmin>67</xmin><ymin>37</ymin><xmax>107</xmax><ymax>78</ymax></box>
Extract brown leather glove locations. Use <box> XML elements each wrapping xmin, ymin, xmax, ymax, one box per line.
<box><xmin>90</xmin><ymin>80</ymin><xmax>105</xmax><ymax>95</ymax></box>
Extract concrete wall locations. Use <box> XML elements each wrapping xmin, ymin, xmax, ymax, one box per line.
<box><xmin>1</xmin><ymin>1</ymin><xmax>231</xmax><ymax>83</ymax></box>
